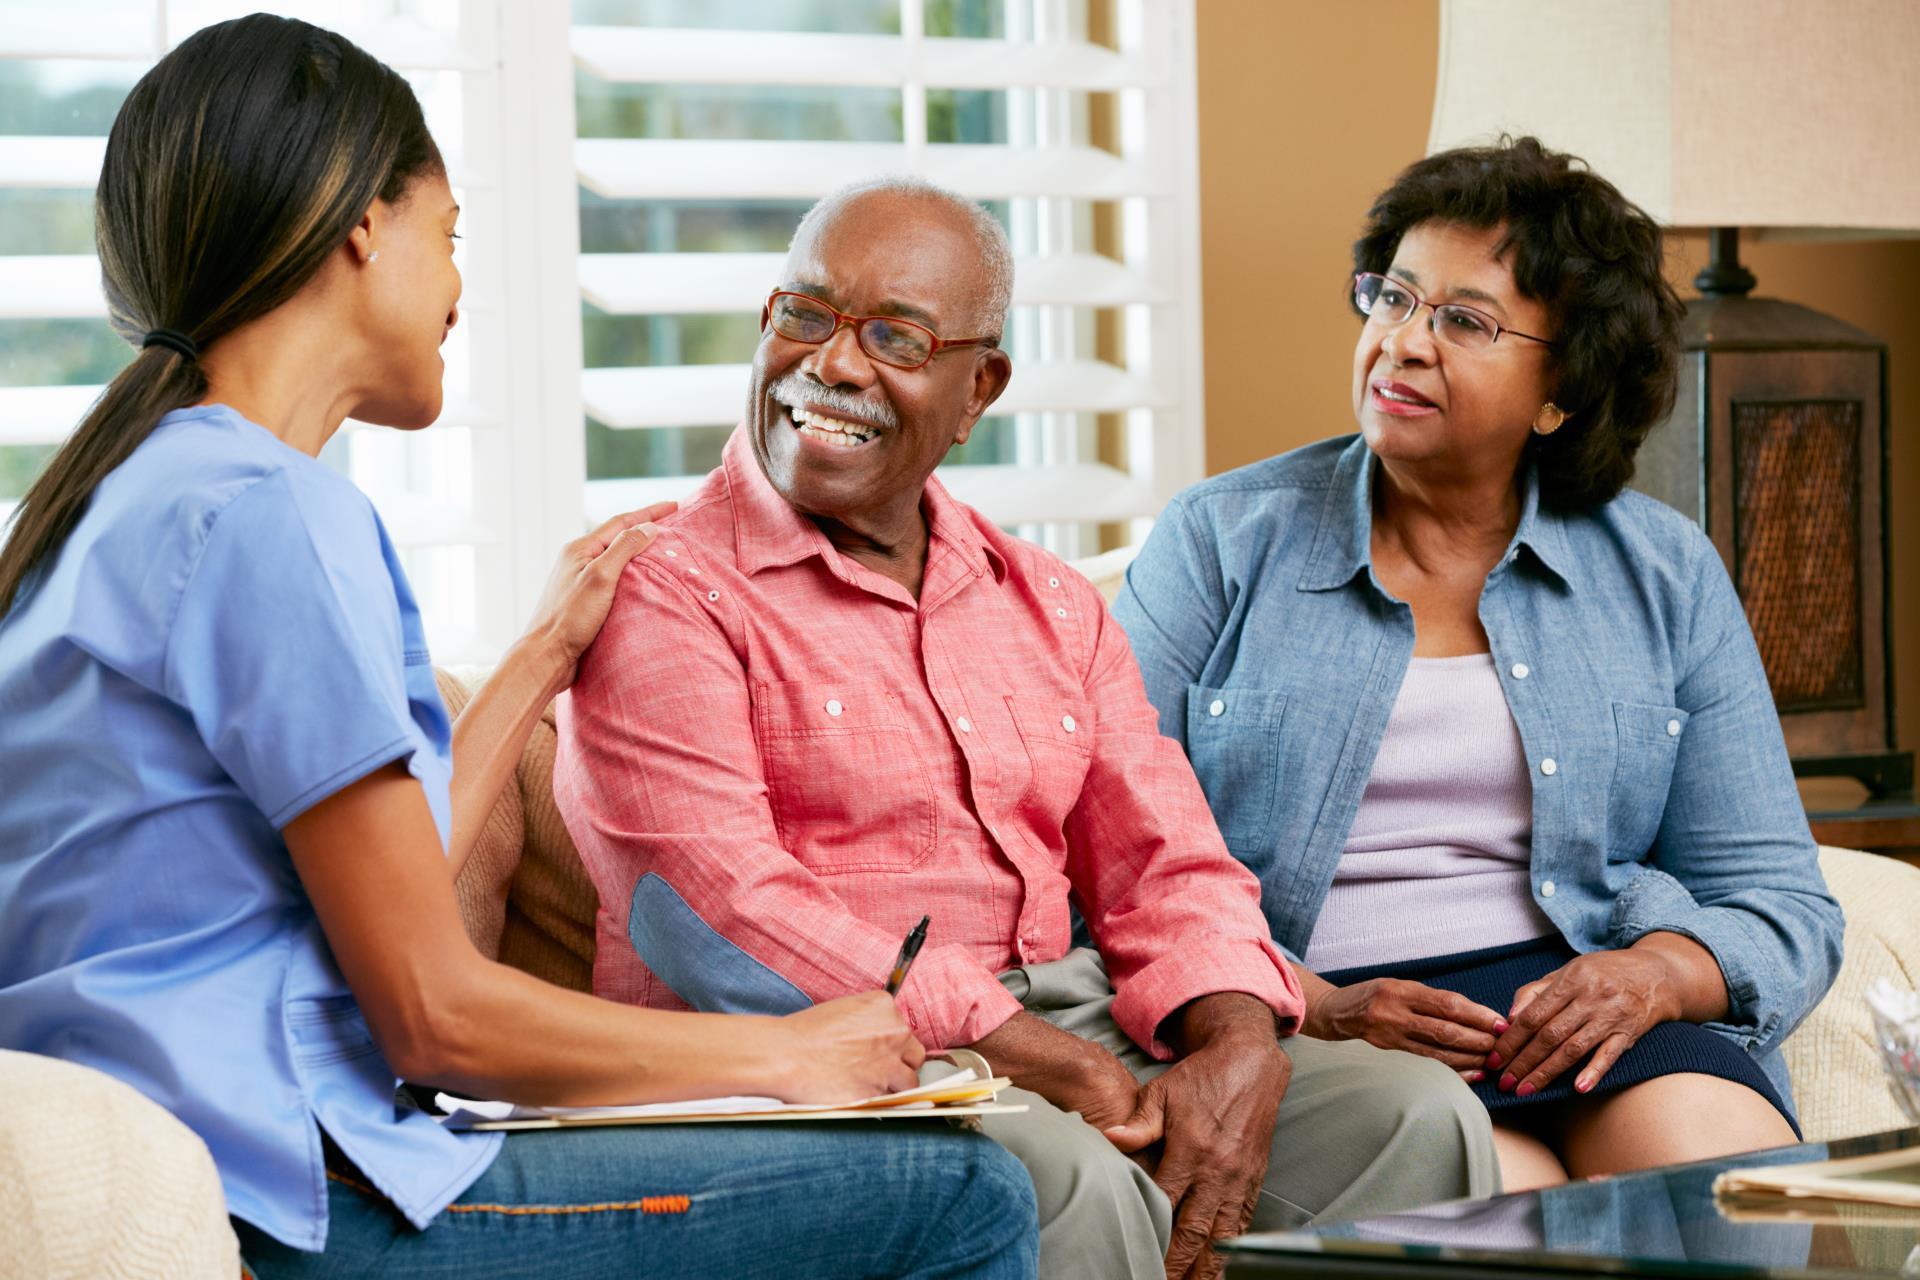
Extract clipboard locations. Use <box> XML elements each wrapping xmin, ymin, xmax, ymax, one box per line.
<box><xmin>455</xmin><ymin>1102</ymin><xmax>1029</xmax><ymax>1131</ymax></box>
<box><xmin>437</xmin><ymin>1049</ymin><xmax>1026</xmax><ymax>1131</ymax></box>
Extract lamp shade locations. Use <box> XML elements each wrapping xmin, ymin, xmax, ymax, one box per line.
<box><xmin>1427</xmin><ymin>0</ymin><xmax>1920</xmax><ymax>235</ymax></box>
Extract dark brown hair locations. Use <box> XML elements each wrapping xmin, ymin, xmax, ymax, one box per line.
<box><xmin>1352</xmin><ymin>135</ymin><xmax>1684</xmax><ymax>509</ymax></box>
<box><xmin>0</xmin><ymin>14</ymin><xmax>441</xmax><ymax>613</ymax></box>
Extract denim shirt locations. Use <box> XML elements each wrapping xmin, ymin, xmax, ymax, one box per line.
<box><xmin>1112</xmin><ymin>434</ymin><xmax>1843</xmax><ymax>1106</ymax></box>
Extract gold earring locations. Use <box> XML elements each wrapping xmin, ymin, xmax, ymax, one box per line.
<box><xmin>1532</xmin><ymin>403</ymin><xmax>1566</xmax><ymax>435</ymax></box>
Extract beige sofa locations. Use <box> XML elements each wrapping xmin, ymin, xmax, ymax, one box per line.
<box><xmin>7</xmin><ymin>556</ymin><xmax>1920</xmax><ymax>1274</ymax></box>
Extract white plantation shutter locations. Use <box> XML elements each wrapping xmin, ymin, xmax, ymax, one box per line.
<box><xmin>2</xmin><ymin>0</ymin><xmax>1205</xmax><ymax>658</ymax></box>
<box><xmin>0</xmin><ymin>0</ymin><xmax>583</xmax><ymax>663</ymax></box>
<box><xmin>567</xmin><ymin>0</ymin><xmax>1205</xmax><ymax>556</ymax></box>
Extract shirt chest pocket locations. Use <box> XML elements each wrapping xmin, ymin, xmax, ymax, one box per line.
<box><xmin>755</xmin><ymin>680</ymin><xmax>936</xmax><ymax>874</ymax></box>
<box><xmin>1185</xmin><ymin>684</ymin><xmax>1288</xmax><ymax>851</ymax></box>
<box><xmin>1607</xmin><ymin>700</ymin><xmax>1689</xmax><ymax>858</ymax></box>
<box><xmin>1005</xmin><ymin>692</ymin><xmax>1095</xmax><ymax>834</ymax></box>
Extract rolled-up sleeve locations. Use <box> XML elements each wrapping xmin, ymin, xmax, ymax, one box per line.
<box><xmin>1065</xmin><ymin>579</ymin><xmax>1302</xmax><ymax>1059</ymax></box>
<box><xmin>1615</xmin><ymin>527</ymin><xmax>1845</xmax><ymax>1052</ymax></box>
<box><xmin>554</xmin><ymin>556</ymin><xmax>1022</xmax><ymax>1051</ymax></box>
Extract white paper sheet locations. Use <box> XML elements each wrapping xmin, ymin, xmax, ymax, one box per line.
<box><xmin>435</xmin><ymin>1067</ymin><xmax>983</xmax><ymax>1127</ymax></box>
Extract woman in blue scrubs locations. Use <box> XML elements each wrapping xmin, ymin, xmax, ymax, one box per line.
<box><xmin>0</xmin><ymin>16</ymin><xmax>1036</xmax><ymax>1277</ymax></box>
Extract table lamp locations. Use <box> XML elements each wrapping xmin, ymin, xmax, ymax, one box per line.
<box><xmin>1427</xmin><ymin>0</ymin><xmax>1920</xmax><ymax>795</ymax></box>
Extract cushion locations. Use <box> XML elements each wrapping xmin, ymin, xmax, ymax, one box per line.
<box><xmin>440</xmin><ymin>667</ymin><xmax>595</xmax><ymax>992</ymax></box>
<box><xmin>0</xmin><ymin>1050</ymin><xmax>235</xmax><ymax>1276</ymax></box>
<box><xmin>1783</xmin><ymin>846</ymin><xmax>1920</xmax><ymax>1141</ymax></box>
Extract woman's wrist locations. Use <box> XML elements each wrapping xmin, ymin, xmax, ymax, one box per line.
<box><xmin>1293</xmin><ymin>966</ymin><xmax>1345</xmax><ymax>1040</ymax></box>
<box><xmin>503</xmin><ymin>625</ymin><xmax>575</xmax><ymax>706</ymax></box>
<box><xmin>720</xmin><ymin>1014</ymin><xmax>793</xmax><ymax>1097</ymax></box>
<box><xmin>1629</xmin><ymin>931</ymin><xmax>1725</xmax><ymax>1023</ymax></box>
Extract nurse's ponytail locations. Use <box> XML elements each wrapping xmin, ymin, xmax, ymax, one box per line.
<box><xmin>0</xmin><ymin>14</ymin><xmax>441</xmax><ymax>615</ymax></box>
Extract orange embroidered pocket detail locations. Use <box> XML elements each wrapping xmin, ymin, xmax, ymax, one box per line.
<box><xmin>446</xmin><ymin>1194</ymin><xmax>693</xmax><ymax>1217</ymax></box>
<box><xmin>327</xmin><ymin>1165</ymin><xmax>692</xmax><ymax>1217</ymax></box>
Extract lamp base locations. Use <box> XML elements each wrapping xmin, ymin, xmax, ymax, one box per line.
<box><xmin>1633</xmin><ymin>291</ymin><xmax>1904</xmax><ymax>790</ymax></box>
<box><xmin>1694</xmin><ymin>227</ymin><xmax>1758</xmax><ymax>297</ymax></box>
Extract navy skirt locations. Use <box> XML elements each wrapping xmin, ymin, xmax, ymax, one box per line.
<box><xmin>1319</xmin><ymin>935</ymin><xmax>1799</xmax><ymax>1138</ymax></box>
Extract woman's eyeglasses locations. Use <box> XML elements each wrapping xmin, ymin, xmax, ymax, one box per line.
<box><xmin>1352</xmin><ymin>272</ymin><xmax>1554</xmax><ymax>351</ymax></box>
<box><xmin>761</xmin><ymin>290</ymin><xmax>998</xmax><ymax>371</ymax></box>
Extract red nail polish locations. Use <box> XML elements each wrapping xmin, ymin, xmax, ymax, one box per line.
<box><xmin>1466</xmin><ymin>1070</ymin><xmax>1484</xmax><ymax>1083</ymax></box>
<box><xmin>1575</xmin><ymin>1076</ymin><xmax>1592</xmax><ymax>1093</ymax></box>
<box><xmin>1516</xmin><ymin>1081</ymin><xmax>1537</xmax><ymax>1098</ymax></box>
<box><xmin>1499</xmin><ymin>1072</ymin><xmax>1517</xmax><ymax>1092</ymax></box>
<box><xmin>1485</xmin><ymin>1051</ymin><xmax>1503</xmax><ymax>1070</ymax></box>
<box><xmin>1493</xmin><ymin>1019</ymin><xmax>1509</xmax><ymax>1035</ymax></box>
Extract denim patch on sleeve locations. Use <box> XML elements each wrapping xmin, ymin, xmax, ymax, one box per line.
<box><xmin>628</xmin><ymin>873</ymin><xmax>813</xmax><ymax>1014</ymax></box>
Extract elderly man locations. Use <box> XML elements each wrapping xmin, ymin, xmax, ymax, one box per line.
<box><xmin>555</xmin><ymin>177</ymin><xmax>1496</xmax><ymax>1280</ymax></box>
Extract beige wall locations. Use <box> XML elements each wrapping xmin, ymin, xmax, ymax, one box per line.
<box><xmin>1194</xmin><ymin>0</ymin><xmax>1920</xmax><ymax>758</ymax></box>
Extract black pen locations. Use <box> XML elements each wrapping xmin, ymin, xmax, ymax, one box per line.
<box><xmin>886</xmin><ymin>915</ymin><xmax>931</xmax><ymax>995</ymax></box>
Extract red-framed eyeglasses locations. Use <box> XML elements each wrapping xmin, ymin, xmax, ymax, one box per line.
<box><xmin>761</xmin><ymin>290</ymin><xmax>999</xmax><ymax>371</ymax></box>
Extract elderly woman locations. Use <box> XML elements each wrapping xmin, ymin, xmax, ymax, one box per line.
<box><xmin>1112</xmin><ymin>137</ymin><xmax>1842</xmax><ymax>1191</ymax></box>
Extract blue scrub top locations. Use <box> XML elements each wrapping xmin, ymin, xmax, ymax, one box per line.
<box><xmin>0</xmin><ymin>404</ymin><xmax>500</xmax><ymax>1251</ymax></box>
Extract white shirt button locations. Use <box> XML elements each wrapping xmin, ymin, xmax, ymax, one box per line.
<box><xmin>706</xmin><ymin>589</ymin><xmax>720</xmax><ymax>602</ymax></box>
<box><xmin>1061</xmin><ymin>714</ymin><xmax>1077</xmax><ymax>734</ymax></box>
<box><xmin>1208</xmin><ymin>698</ymin><xmax>1226</xmax><ymax>717</ymax></box>
<box><xmin>825</xmin><ymin>699</ymin><xmax>843</xmax><ymax>717</ymax></box>
<box><xmin>1540</xmin><ymin>757</ymin><xmax>1558</xmax><ymax>776</ymax></box>
<box><xmin>1511</xmin><ymin>663</ymin><xmax>1530</xmax><ymax>680</ymax></box>
<box><xmin>1541</xmin><ymin>879</ymin><xmax>1557</xmax><ymax>897</ymax></box>
<box><xmin>1667</xmin><ymin>719</ymin><xmax>1682</xmax><ymax>737</ymax></box>
<box><xmin>663</xmin><ymin>548</ymin><xmax>677</xmax><ymax>558</ymax></box>
<box><xmin>1048</xmin><ymin>576</ymin><xmax>1061</xmax><ymax>588</ymax></box>
<box><xmin>1055</xmin><ymin>607</ymin><xmax>1068</xmax><ymax>618</ymax></box>
<box><xmin>957</xmin><ymin>716</ymin><xmax>972</xmax><ymax>734</ymax></box>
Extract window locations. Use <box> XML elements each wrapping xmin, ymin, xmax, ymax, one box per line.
<box><xmin>0</xmin><ymin>0</ymin><xmax>1204</xmax><ymax>660</ymax></box>
<box><xmin>568</xmin><ymin>0</ymin><xmax>1206</xmax><ymax>560</ymax></box>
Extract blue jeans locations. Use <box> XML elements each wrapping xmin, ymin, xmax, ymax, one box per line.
<box><xmin>235</xmin><ymin>1124</ymin><xmax>1038</xmax><ymax>1278</ymax></box>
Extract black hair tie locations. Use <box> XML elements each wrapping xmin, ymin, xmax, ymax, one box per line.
<box><xmin>142</xmin><ymin>328</ymin><xmax>199</xmax><ymax>361</ymax></box>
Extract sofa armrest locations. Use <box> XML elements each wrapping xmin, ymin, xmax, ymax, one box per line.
<box><xmin>1782</xmin><ymin>847</ymin><xmax>1920</xmax><ymax>1141</ymax></box>
<box><xmin>0</xmin><ymin>1050</ymin><xmax>235</xmax><ymax>1277</ymax></box>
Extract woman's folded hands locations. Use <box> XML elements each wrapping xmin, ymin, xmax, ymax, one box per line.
<box><xmin>1487</xmin><ymin>933</ymin><xmax>1728</xmax><ymax>1097</ymax></box>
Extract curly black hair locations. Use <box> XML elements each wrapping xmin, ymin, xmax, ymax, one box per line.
<box><xmin>1352</xmin><ymin>136</ymin><xmax>1684</xmax><ymax>509</ymax></box>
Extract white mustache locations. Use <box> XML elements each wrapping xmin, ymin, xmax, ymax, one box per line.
<box><xmin>768</xmin><ymin>373</ymin><xmax>897</xmax><ymax>430</ymax></box>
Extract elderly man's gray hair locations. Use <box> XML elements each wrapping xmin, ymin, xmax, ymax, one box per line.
<box><xmin>788</xmin><ymin>176</ymin><xmax>1015</xmax><ymax>339</ymax></box>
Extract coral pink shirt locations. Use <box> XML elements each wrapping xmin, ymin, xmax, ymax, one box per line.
<box><xmin>555</xmin><ymin>427</ymin><xmax>1300</xmax><ymax>1057</ymax></box>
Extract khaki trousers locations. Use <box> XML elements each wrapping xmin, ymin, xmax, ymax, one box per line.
<box><xmin>976</xmin><ymin>949</ymin><xmax>1499</xmax><ymax>1280</ymax></box>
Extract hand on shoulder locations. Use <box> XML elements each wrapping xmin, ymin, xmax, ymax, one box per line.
<box><xmin>523</xmin><ymin>502</ymin><xmax>678</xmax><ymax>691</ymax></box>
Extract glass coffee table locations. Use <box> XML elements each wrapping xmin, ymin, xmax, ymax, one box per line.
<box><xmin>1222</xmin><ymin>1126</ymin><xmax>1920</xmax><ymax>1278</ymax></box>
